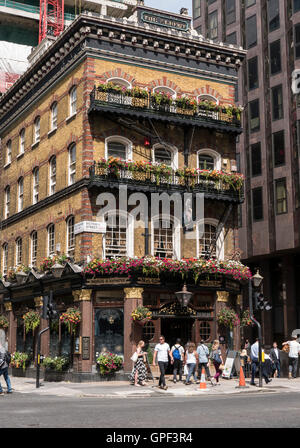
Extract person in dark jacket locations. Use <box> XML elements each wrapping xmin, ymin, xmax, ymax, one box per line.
<box><xmin>269</xmin><ymin>342</ymin><xmax>281</xmax><ymax>378</ymax></box>
<box><xmin>0</xmin><ymin>343</ymin><xmax>12</xmax><ymax>395</ymax></box>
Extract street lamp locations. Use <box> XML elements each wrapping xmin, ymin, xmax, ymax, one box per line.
<box><xmin>249</xmin><ymin>270</ymin><xmax>264</xmax><ymax>388</ymax></box>
<box><xmin>51</xmin><ymin>263</ymin><xmax>64</xmax><ymax>279</ymax></box>
<box><xmin>175</xmin><ymin>283</ymin><xmax>193</xmax><ymax>308</ymax></box>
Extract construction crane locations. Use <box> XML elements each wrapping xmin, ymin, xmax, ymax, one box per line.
<box><xmin>39</xmin><ymin>0</ymin><xmax>65</xmax><ymax>43</ymax></box>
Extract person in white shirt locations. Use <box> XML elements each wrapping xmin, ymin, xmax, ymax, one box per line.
<box><xmin>282</xmin><ymin>336</ymin><xmax>300</xmax><ymax>379</ymax></box>
<box><xmin>250</xmin><ymin>339</ymin><xmax>272</xmax><ymax>385</ymax></box>
<box><xmin>153</xmin><ymin>336</ymin><xmax>173</xmax><ymax>390</ymax></box>
<box><xmin>269</xmin><ymin>342</ymin><xmax>281</xmax><ymax>378</ymax></box>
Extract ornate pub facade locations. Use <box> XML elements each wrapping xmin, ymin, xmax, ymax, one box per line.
<box><xmin>0</xmin><ymin>6</ymin><xmax>248</xmax><ymax>378</ymax></box>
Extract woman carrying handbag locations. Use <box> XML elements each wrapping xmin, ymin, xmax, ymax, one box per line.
<box><xmin>210</xmin><ymin>340</ymin><xmax>224</xmax><ymax>385</ymax></box>
<box><xmin>129</xmin><ymin>340</ymin><xmax>148</xmax><ymax>386</ymax></box>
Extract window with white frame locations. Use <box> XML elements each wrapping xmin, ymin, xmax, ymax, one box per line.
<box><xmin>151</xmin><ymin>217</ymin><xmax>180</xmax><ymax>259</ymax></box>
<box><xmin>47</xmin><ymin>224</ymin><xmax>55</xmax><ymax>256</ymax></box>
<box><xmin>2</xmin><ymin>243</ymin><xmax>8</xmax><ymax>276</ymax></box>
<box><xmin>153</xmin><ymin>86</ymin><xmax>176</xmax><ymax>98</ymax></box>
<box><xmin>68</xmin><ymin>144</ymin><xmax>76</xmax><ymax>185</ymax></box>
<box><xmin>50</xmin><ymin>102</ymin><xmax>58</xmax><ymax>130</ymax></box>
<box><xmin>105</xmin><ymin>215</ymin><xmax>128</xmax><ymax>259</ymax></box>
<box><xmin>33</xmin><ymin>167</ymin><xmax>39</xmax><ymax>204</ymax></box>
<box><xmin>34</xmin><ymin>116</ymin><xmax>40</xmax><ymax>143</ymax></box>
<box><xmin>4</xmin><ymin>186</ymin><xmax>10</xmax><ymax>219</ymax></box>
<box><xmin>15</xmin><ymin>237</ymin><xmax>22</xmax><ymax>266</ymax></box>
<box><xmin>6</xmin><ymin>140</ymin><xmax>11</xmax><ymax>165</ymax></box>
<box><xmin>49</xmin><ymin>157</ymin><xmax>56</xmax><ymax>195</ymax></box>
<box><xmin>19</xmin><ymin>128</ymin><xmax>25</xmax><ymax>155</ymax></box>
<box><xmin>66</xmin><ymin>216</ymin><xmax>75</xmax><ymax>257</ymax></box>
<box><xmin>31</xmin><ymin>231</ymin><xmax>38</xmax><ymax>267</ymax></box>
<box><xmin>106</xmin><ymin>137</ymin><xmax>132</xmax><ymax>161</ymax></box>
<box><xmin>18</xmin><ymin>177</ymin><xmax>24</xmax><ymax>212</ymax></box>
<box><xmin>197</xmin><ymin>220</ymin><xmax>224</xmax><ymax>260</ymax></box>
<box><xmin>153</xmin><ymin>146</ymin><xmax>172</xmax><ymax>166</ymax></box>
<box><xmin>69</xmin><ymin>86</ymin><xmax>77</xmax><ymax>116</ymax></box>
<box><xmin>198</xmin><ymin>94</ymin><xmax>219</xmax><ymax>104</ymax></box>
<box><xmin>107</xmin><ymin>77</ymin><xmax>131</xmax><ymax>89</ymax></box>
<box><xmin>197</xmin><ymin>149</ymin><xmax>221</xmax><ymax>171</ymax></box>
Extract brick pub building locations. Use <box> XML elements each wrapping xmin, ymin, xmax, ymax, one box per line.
<box><xmin>0</xmin><ymin>6</ymin><xmax>247</xmax><ymax>379</ymax></box>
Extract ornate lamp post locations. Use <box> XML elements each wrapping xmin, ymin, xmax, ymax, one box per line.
<box><xmin>175</xmin><ymin>283</ymin><xmax>193</xmax><ymax>308</ymax></box>
<box><xmin>249</xmin><ymin>270</ymin><xmax>264</xmax><ymax>388</ymax></box>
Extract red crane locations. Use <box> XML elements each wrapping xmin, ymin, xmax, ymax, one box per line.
<box><xmin>39</xmin><ymin>0</ymin><xmax>65</xmax><ymax>43</ymax></box>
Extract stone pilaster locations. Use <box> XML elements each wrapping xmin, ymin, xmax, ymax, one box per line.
<box><xmin>4</xmin><ymin>302</ymin><xmax>17</xmax><ymax>353</ymax></box>
<box><xmin>72</xmin><ymin>289</ymin><xmax>93</xmax><ymax>373</ymax></box>
<box><xmin>123</xmin><ymin>287</ymin><xmax>144</xmax><ymax>372</ymax></box>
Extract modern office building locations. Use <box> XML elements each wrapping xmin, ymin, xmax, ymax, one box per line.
<box><xmin>193</xmin><ymin>0</ymin><xmax>300</xmax><ymax>346</ymax></box>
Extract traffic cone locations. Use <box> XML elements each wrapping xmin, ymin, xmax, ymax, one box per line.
<box><xmin>235</xmin><ymin>366</ymin><xmax>249</xmax><ymax>389</ymax></box>
<box><xmin>199</xmin><ymin>367</ymin><xmax>207</xmax><ymax>389</ymax></box>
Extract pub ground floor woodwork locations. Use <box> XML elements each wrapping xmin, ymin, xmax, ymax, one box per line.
<box><xmin>0</xmin><ymin>273</ymin><xmax>243</xmax><ymax>377</ymax></box>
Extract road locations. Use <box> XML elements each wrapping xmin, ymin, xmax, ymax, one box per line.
<box><xmin>0</xmin><ymin>391</ymin><xmax>300</xmax><ymax>428</ymax></box>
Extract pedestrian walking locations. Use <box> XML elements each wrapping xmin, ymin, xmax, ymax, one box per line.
<box><xmin>250</xmin><ymin>339</ymin><xmax>272</xmax><ymax>385</ymax></box>
<box><xmin>153</xmin><ymin>335</ymin><xmax>173</xmax><ymax>390</ymax></box>
<box><xmin>129</xmin><ymin>340</ymin><xmax>148</xmax><ymax>387</ymax></box>
<box><xmin>240</xmin><ymin>349</ymin><xmax>249</xmax><ymax>379</ymax></box>
<box><xmin>0</xmin><ymin>343</ymin><xmax>12</xmax><ymax>395</ymax></box>
<box><xmin>269</xmin><ymin>342</ymin><xmax>281</xmax><ymax>378</ymax></box>
<box><xmin>244</xmin><ymin>339</ymin><xmax>251</xmax><ymax>356</ymax></box>
<box><xmin>197</xmin><ymin>340</ymin><xmax>213</xmax><ymax>385</ymax></box>
<box><xmin>170</xmin><ymin>338</ymin><xmax>184</xmax><ymax>383</ymax></box>
<box><xmin>282</xmin><ymin>335</ymin><xmax>300</xmax><ymax>379</ymax></box>
<box><xmin>184</xmin><ymin>342</ymin><xmax>198</xmax><ymax>385</ymax></box>
<box><xmin>210</xmin><ymin>339</ymin><xmax>224</xmax><ymax>385</ymax></box>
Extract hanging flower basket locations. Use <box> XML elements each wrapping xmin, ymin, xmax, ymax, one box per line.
<box><xmin>23</xmin><ymin>310</ymin><xmax>40</xmax><ymax>334</ymax></box>
<box><xmin>96</xmin><ymin>352</ymin><xmax>123</xmax><ymax>376</ymax></box>
<box><xmin>240</xmin><ymin>309</ymin><xmax>254</xmax><ymax>327</ymax></box>
<box><xmin>217</xmin><ymin>307</ymin><xmax>240</xmax><ymax>329</ymax></box>
<box><xmin>60</xmin><ymin>307</ymin><xmax>81</xmax><ymax>334</ymax></box>
<box><xmin>131</xmin><ymin>306</ymin><xmax>152</xmax><ymax>324</ymax></box>
<box><xmin>0</xmin><ymin>315</ymin><xmax>9</xmax><ymax>329</ymax></box>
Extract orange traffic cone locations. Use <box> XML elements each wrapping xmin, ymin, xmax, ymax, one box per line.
<box><xmin>235</xmin><ymin>366</ymin><xmax>249</xmax><ymax>389</ymax></box>
<box><xmin>199</xmin><ymin>367</ymin><xmax>207</xmax><ymax>389</ymax></box>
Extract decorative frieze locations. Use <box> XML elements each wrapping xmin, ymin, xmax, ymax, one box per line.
<box><xmin>4</xmin><ymin>302</ymin><xmax>12</xmax><ymax>312</ymax></box>
<box><xmin>34</xmin><ymin>297</ymin><xmax>43</xmax><ymax>308</ymax></box>
<box><xmin>73</xmin><ymin>289</ymin><xmax>93</xmax><ymax>302</ymax></box>
<box><xmin>124</xmin><ymin>287</ymin><xmax>144</xmax><ymax>300</ymax></box>
<box><xmin>217</xmin><ymin>291</ymin><xmax>229</xmax><ymax>303</ymax></box>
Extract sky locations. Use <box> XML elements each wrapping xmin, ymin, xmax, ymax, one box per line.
<box><xmin>145</xmin><ymin>0</ymin><xmax>192</xmax><ymax>16</ymax></box>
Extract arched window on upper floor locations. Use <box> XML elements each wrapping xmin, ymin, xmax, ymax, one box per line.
<box><xmin>105</xmin><ymin>136</ymin><xmax>132</xmax><ymax>161</ymax></box>
<box><xmin>152</xmin><ymin>144</ymin><xmax>178</xmax><ymax>170</ymax></box>
<box><xmin>106</xmin><ymin>77</ymin><xmax>132</xmax><ymax>89</ymax></box>
<box><xmin>196</xmin><ymin>218</ymin><xmax>224</xmax><ymax>260</ymax></box>
<box><xmin>50</xmin><ymin>102</ymin><xmax>58</xmax><ymax>131</ymax></box>
<box><xmin>30</xmin><ymin>231</ymin><xmax>38</xmax><ymax>268</ymax></box>
<box><xmin>197</xmin><ymin>148</ymin><xmax>221</xmax><ymax>171</ymax></box>
<box><xmin>66</xmin><ymin>216</ymin><xmax>75</xmax><ymax>258</ymax></box>
<box><xmin>69</xmin><ymin>86</ymin><xmax>77</xmax><ymax>117</ymax></box>
<box><xmin>68</xmin><ymin>143</ymin><xmax>76</xmax><ymax>186</ymax></box>
<box><xmin>2</xmin><ymin>243</ymin><xmax>8</xmax><ymax>276</ymax></box>
<box><xmin>49</xmin><ymin>156</ymin><xmax>56</xmax><ymax>195</ymax></box>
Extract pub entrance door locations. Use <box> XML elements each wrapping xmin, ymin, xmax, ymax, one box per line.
<box><xmin>161</xmin><ymin>318</ymin><xmax>195</xmax><ymax>349</ymax></box>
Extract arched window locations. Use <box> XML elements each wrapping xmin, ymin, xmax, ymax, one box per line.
<box><xmin>66</xmin><ymin>216</ymin><xmax>75</xmax><ymax>257</ymax></box>
<box><xmin>197</xmin><ymin>219</ymin><xmax>224</xmax><ymax>260</ymax></box>
<box><xmin>153</xmin><ymin>86</ymin><xmax>176</xmax><ymax>99</ymax></box>
<box><xmin>105</xmin><ymin>136</ymin><xmax>132</xmax><ymax>161</ymax></box>
<box><xmin>4</xmin><ymin>186</ymin><xmax>10</xmax><ymax>219</ymax></box>
<box><xmin>19</xmin><ymin>128</ymin><xmax>25</xmax><ymax>155</ymax></box>
<box><xmin>151</xmin><ymin>215</ymin><xmax>181</xmax><ymax>260</ymax></box>
<box><xmin>49</xmin><ymin>156</ymin><xmax>56</xmax><ymax>195</ymax></box>
<box><xmin>50</xmin><ymin>102</ymin><xmax>58</xmax><ymax>130</ymax></box>
<box><xmin>104</xmin><ymin>212</ymin><xmax>134</xmax><ymax>259</ymax></box>
<box><xmin>6</xmin><ymin>140</ymin><xmax>11</xmax><ymax>165</ymax></box>
<box><xmin>33</xmin><ymin>167</ymin><xmax>39</xmax><ymax>204</ymax></box>
<box><xmin>31</xmin><ymin>231</ymin><xmax>38</xmax><ymax>268</ymax></box>
<box><xmin>197</xmin><ymin>94</ymin><xmax>219</xmax><ymax>105</ymax></box>
<box><xmin>34</xmin><ymin>116</ymin><xmax>40</xmax><ymax>143</ymax></box>
<box><xmin>152</xmin><ymin>144</ymin><xmax>178</xmax><ymax>170</ymax></box>
<box><xmin>107</xmin><ymin>77</ymin><xmax>131</xmax><ymax>89</ymax></box>
<box><xmin>69</xmin><ymin>86</ymin><xmax>77</xmax><ymax>116</ymax></box>
<box><xmin>15</xmin><ymin>237</ymin><xmax>22</xmax><ymax>266</ymax></box>
<box><xmin>18</xmin><ymin>177</ymin><xmax>24</xmax><ymax>212</ymax></box>
<box><xmin>47</xmin><ymin>224</ymin><xmax>55</xmax><ymax>256</ymax></box>
<box><xmin>2</xmin><ymin>243</ymin><xmax>8</xmax><ymax>276</ymax></box>
<box><xmin>68</xmin><ymin>144</ymin><xmax>76</xmax><ymax>185</ymax></box>
<box><xmin>197</xmin><ymin>149</ymin><xmax>221</xmax><ymax>171</ymax></box>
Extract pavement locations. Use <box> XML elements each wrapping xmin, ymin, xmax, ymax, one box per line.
<box><xmin>3</xmin><ymin>375</ymin><xmax>300</xmax><ymax>399</ymax></box>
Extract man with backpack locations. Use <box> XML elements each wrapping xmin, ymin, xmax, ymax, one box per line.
<box><xmin>0</xmin><ymin>342</ymin><xmax>12</xmax><ymax>395</ymax></box>
<box><xmin>171</xmin><ymin>338</ymin><xmax>184</xmax><ymax>383</ymax></box>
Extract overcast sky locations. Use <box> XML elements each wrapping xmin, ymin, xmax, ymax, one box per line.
<box><xmin>145</xmin><ymin>0</ymin><xmax>192</xmax><ymax>15</ymax></box>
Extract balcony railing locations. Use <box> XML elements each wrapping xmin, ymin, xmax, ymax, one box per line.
<box><xmin>89</xmin><ymin>87</ymin><xmax>242</xmax><ymax>133</ymax></box>
<box><xmin>89</xmin><ymin>162</ymin><xmax>244</xmax><ymax>203</ymax></box>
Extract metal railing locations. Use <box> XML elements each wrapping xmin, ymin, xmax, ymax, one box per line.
<box><xmin>89</xmin><ymin>163</ymin><xmax>244</xmax><ymax>202</ymax></box>
<box><xmin>90</xmin><ymin>87</ymin><xmax>242</xmax><ymax>129</ymax></box>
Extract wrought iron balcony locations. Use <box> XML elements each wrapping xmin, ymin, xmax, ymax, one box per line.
<box><xmin>88</xmin><ymin>162</ymin><xmax>244</xmax><ymax>203</ymax></box>
<box><xmin>89</xmin><ymin>87</ymin><xmax>242</xmax><ymax>134</ymax></box>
